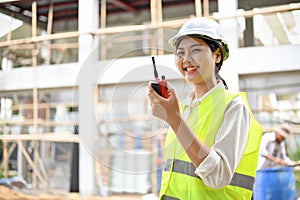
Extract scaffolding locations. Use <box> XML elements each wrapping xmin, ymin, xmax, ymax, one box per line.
<box><xmin>0</xmin><ymin>0</ymin><xmax>300</xmax><ymax>195</ymax></box>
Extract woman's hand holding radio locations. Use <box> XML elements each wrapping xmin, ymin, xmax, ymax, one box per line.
<box><xmin>148</xmin><ymin>82</ymin><xmax>181</xmax><ymax>126</ymax></box>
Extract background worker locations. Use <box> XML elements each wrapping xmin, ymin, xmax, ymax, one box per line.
<box><xmin>257</xmin><ymin>124</ymin><xmax>300</xmax><ymax>169</ymax></box>
<box><xmin>147</xmin><ymin>17</ymin><xmax>262</xmax><ymax>200</ymax></box>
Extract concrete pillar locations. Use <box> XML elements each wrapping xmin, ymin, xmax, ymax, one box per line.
<box><xmin>218</xmin><ymin>0</ymin><xmax>238</xmax><ymax>48</ymax></box>
<box><xmin>78</xmin><ymin>0</ymin><xmax>99</xmax><ymax>196</ymax></box>
<box><xmin>218</xmin><ymin>0</ymin><xmax>239</xmax><ymax>91</ymax></box>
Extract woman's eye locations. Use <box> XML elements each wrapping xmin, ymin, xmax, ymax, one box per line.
<box><xmin>176</xmin><ymin>51</ymin><xmax>184</xmax><ymax>56</ymax></box>
<box><xmin>192</xmin><ymin>48</ymin><xmax>201</xmax><ymax>53</ymax></box>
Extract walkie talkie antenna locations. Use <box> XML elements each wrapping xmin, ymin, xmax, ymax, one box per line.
<box><xmin>152</xmin><ymin>56</ymin><xmax>158</xmax><ymax>79</ymax></box>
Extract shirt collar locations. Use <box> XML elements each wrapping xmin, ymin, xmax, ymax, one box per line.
<box><xmin>182</xmin><ymin>82</ymin><xmax>224</xmax><ymax>106</ymax></box>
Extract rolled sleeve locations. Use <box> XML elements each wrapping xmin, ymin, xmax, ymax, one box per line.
<box><xmin>195</xmin><ymin>149</ymin><xmax>232</xmax><ymax>188</ymax></box>
<box><xmin>194</xmin><ymin>96</ymin><xmax>250</xmax><ymax>188</ymax></box>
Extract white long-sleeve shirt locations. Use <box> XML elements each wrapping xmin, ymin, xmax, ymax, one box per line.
<box><xmin>181</xmin><ymin>83</ymin><xmax>250</xmax><ymax>188</ymax></box>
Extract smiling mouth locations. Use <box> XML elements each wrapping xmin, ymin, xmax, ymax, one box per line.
<box><xmin>183</xmin><ymin>66</ymin><xmax>199</xmax><ymax>71</ymax></box>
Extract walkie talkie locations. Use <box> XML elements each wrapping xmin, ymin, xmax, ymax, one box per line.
<box><xmin>150</xmin><ymin>56</ymin><xmax>169</xmax><ymax>98</ymax></box>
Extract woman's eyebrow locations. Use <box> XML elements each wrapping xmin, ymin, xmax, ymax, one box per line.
<box><xmin>190</xmin><ymin>43</ymin><xmax>202</xmax><ymax>48</ymax></box>
<box><xmin>177</xmin><ymin>43</ymin><xmax>202</xmax><ymax>50</ymax></box>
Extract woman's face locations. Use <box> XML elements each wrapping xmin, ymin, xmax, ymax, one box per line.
<box><xmin>175</xmin><ymin>37</ymin><xmax>220</xmax><ymax>86</ymax></box>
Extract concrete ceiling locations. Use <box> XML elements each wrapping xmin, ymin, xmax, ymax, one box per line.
<box><xmin>0</xmin><ymin>0</ymin><xmax>299</xmax><ymax>46</ymax></box>
<box><xmin>0</xmin><ymin>0</ymin><xmax>197</xmax><ymax>30</ymax></box>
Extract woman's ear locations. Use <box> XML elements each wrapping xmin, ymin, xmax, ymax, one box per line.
<box><xmin>215</xmin><ymin>48</ymin><xmax>222</xmax><ymax>64</ymax></box>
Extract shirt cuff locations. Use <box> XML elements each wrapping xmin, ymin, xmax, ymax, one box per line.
<box><xmin>195</xmin><ymin>150</ymin><xmax>220</xmax><ymax>179</ymax></box>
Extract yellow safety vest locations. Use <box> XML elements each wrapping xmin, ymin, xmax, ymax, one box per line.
<box><xmin>160</xmin><ymin>87</ymin><xmax>262</xmax><ymax>200</ymax></box>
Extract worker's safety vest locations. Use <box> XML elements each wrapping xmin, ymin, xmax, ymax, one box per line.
<box><xmin>159</xmin><ymin>87</ymin><xmax>262</xmax><ymax>200</ymax></box>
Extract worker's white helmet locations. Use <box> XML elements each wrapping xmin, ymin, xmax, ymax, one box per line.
<box><xmin>169</xmin><ymin>17</ymin><xmax>229</xmax><ymax>60</ymax></box>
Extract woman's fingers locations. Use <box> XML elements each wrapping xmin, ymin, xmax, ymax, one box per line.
<box><xmin>147</xmin><ymin>82</ymin><xmax>165</xmax><ymax>101</ymax></box>
<box><xmin>153</xmin><ymin>98</ymin><xmax>160</xmax><ymax>104</ymax></box>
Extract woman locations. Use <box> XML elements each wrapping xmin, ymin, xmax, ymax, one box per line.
<box><xmin>148</xmin><ymin>17</ymin><xmax>262</xmax><ymax>199</ymax></box>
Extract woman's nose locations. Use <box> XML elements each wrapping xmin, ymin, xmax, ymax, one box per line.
<box><xmin>182</xmin><ymin>54</ymin><xmax>192</xmax><ymax>63</ymax></box>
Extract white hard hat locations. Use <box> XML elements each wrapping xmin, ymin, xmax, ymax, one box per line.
<box><xmin>169</xmin><ymin>17</ymin><xmax>229</xmax><ymax>60</ymax></box>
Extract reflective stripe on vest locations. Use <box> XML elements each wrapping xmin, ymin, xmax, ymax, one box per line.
<box><xmin>161</xmin><ymin>195</ymin><xmax>179</xmax><ymax>200</ymax></box>
<box><xmin>164</xmin><ymin>158</ymin><xmax>255</xmax><ymax>191</ymax></box>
